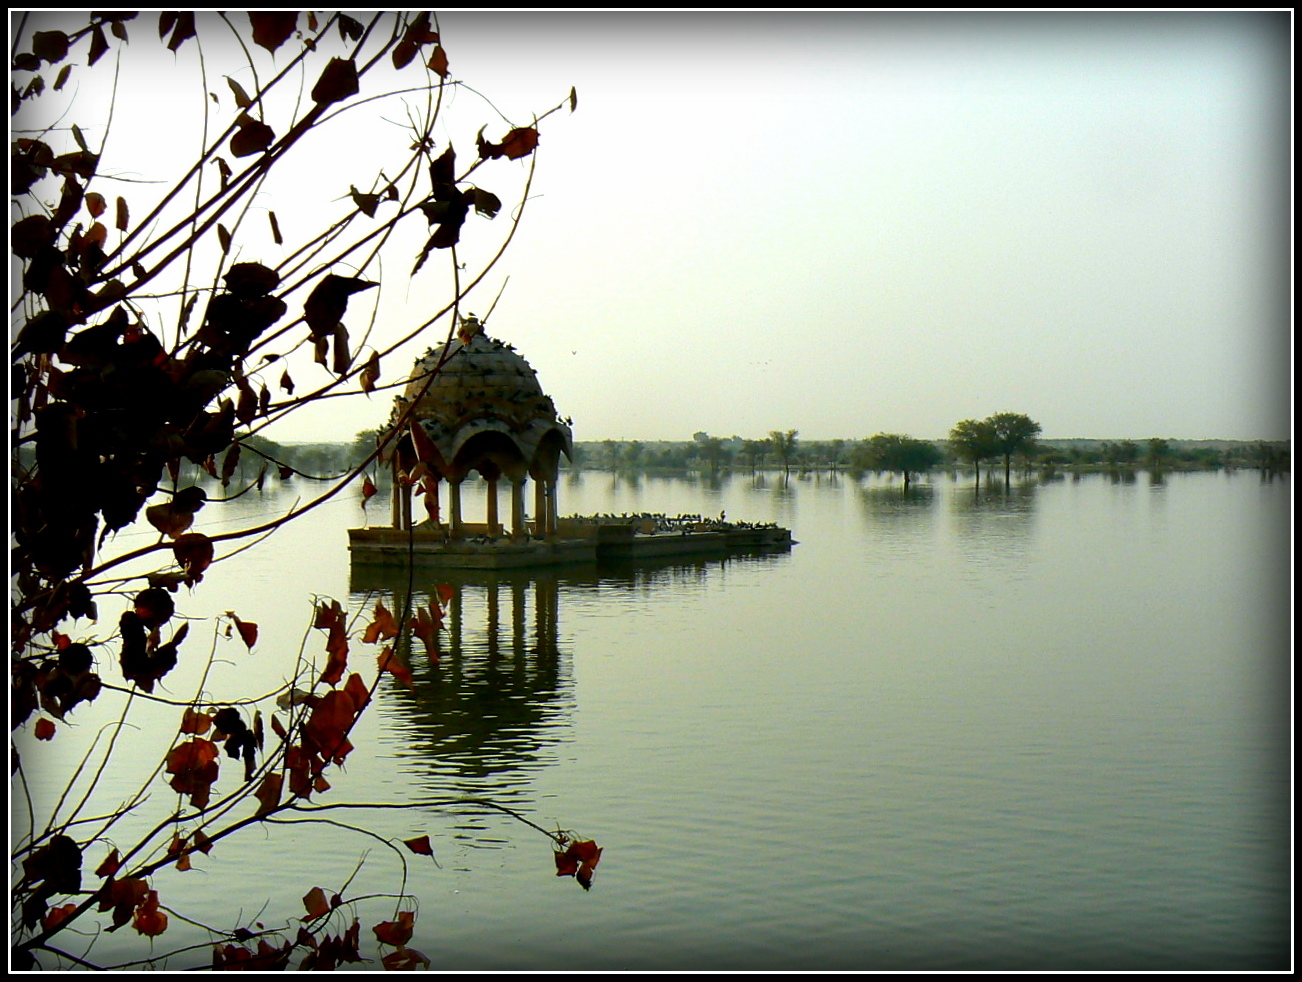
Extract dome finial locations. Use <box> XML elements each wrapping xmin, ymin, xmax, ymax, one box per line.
<box><xmin>457</xmin><ymin>312</ymin><xmax>482</xmax><ymax>346</ymax></box>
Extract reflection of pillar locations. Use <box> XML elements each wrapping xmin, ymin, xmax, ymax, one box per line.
<box><xmin>511</xmin><ymin>480</ymin><xmax>526</xmax><ymax>540</ymax></box>
<box><xmin>486</xmin><ymin>477</ymin><xmax>499</xmax><ymax>537</ymax></box>
<box><xmin>486</xmin><ymin>580</ymin><xmax>499</xmax><ymax>656</ymax></box>
<box><xmin>512</xmin><ymin>579</ymin><xmax>526</xmax><ymax>658</ymax></box>
<box><xmin>534</xmin><ymin>480</ymin><xmax>546</xmax><ymax>538</ymax></box>
<box><xmin>449</xmin><ymin>584</ymin><xmax>462</xmax><ymax>660</ymax></box>
<box><xmin>533</xmin><ymin>577</ymin><xmax>558</xmax><ymax>655</ymax></box>
<box><xmin>449</xmin><ymin>479</ymin><xmax>463</xmax><ymax>538</ymax></box>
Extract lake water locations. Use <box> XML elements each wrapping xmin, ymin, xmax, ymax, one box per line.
<box><xmin>17</xmin><ymin>469</ymin><xmax>1291</xmax><ymax>969</ymax></box>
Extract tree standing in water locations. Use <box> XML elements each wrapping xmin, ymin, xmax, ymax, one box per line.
<box><xmin>987</xmin><ymin>412</ymin><xmax>1042</xmax><ymax>485</ymax></box>
<box><xmin>948</xmin><ymin>418</ymin><xmax>998</xmax><ymax>489</ymax></box>
<box><xmin>769</xmin><ymin>429</ymin><xmax>799</xmax><ymax>478</ymax></box>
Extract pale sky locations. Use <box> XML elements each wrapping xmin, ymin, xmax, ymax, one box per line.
<box><xmin>13</xmin><ymin>12</ymin><xmax>1292</xmax><ymax>443</ymax></box>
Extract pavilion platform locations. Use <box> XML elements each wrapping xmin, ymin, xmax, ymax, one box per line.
<box><xmin>348</xmin><ymin>517</ymin><xmax>793</xmax><ymax>569</ymax></box>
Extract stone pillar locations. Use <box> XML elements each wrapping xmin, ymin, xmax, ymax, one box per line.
<box><xmin>534</xmin><ymin>479</ymin><xmax>547</xmax><ymax>538</ymax></box>
<box><xmin>546</xmin><ymin>478</ymin><xmax>558</xmax><ymax>538</ymax></box>
<box><xmin>486</xmin><ymin>477</ymin><xmax>499</xmax><ymax>538</ymax></box>
<box><xmin>425</xmin><ymin>474</ymin><xmax>441</xmax><ymax>526</ymax></box>
<box><xmin>390</xmin><ymin>457</ymin><xmax>402</xmax><ymax>529</ymax></box>
<box><xmin>449</xmin><ymin>479</ymin><xmax>464</xmax><ymax>539</ymax></box>
<box><xmin>510</xmin><ymin>479</ymin><xmax>526</xmax><ymax>540</ymax></box>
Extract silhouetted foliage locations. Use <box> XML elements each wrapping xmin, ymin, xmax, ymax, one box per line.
<box><xmin>11</xmin><ymin>11</ymin><xmax>595</xmax><ymax>970</ymax></box>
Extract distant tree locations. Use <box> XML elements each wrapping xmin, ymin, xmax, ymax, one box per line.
<box><xmin>739</xmin><ymin>439</ymin><xmax>767</xmax><ymax>473</ymax></box>
<box><xmin>1252</xmin><ymin>441</ymin><xmax>1289</xmax><ymax>474</ymax></box>
<box><xmin>827</xmin><ymin>438</ymin><xmax>846</xmax><ymax>475</ymax></box>
<box><xmin>623</xmin><ymin>440</ymin><xmax>644</xmax><ymax>470</ymax></box>
<box><xmin>948</xmin><ymin>418</ymin><xmax>998</xmax><ymax>488</ymax></box>
<box><xmin>769</xmin><ymin>429</ymin><xmax>798</xmax><ymax>478</ymax></box>
<box><xmin>987</xmin><ymin>412</ymin><xmax>1042</xmax><ymax>484</ymax></box>
<box><xmin>602</xmin><ymin>439</ymin><xmax>619</xmax><ymax>469</ymax></box>
<box><xmin>1145</xmin><ymin>438</ymin><xmax>1172</xmax><ymax>470</ymax></box>
<box><xmin>697</xmin><ymin>435</ymin><xmax>727</xmax><ymax>474</ymax></box>
<box><xmin>863</xmin><ymin>433</ymin><xmax>944</xmax><ymax>490</ymax></box>
<box><xmin>1103</xmin><ymin>440</ymin><xmax>1140</xmax><ymax>466</ymax></box>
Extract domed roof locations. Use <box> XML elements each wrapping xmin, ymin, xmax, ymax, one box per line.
<box><xmin>390</xmin><ymin>315</ymin><xmax>571</xmax><ymax>476</ymax></box>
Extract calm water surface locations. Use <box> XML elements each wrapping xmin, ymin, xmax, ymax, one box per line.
<box><xmin>20</xmin><ymin>470</ymin><xmax>1290</xmax><ymax>969</ymax></box>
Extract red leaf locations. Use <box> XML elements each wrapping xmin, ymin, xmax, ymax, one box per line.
<box><xmin>554</xmin><ymin>838</ymin><xmax>603</xmax><ymax>890</ymax></box>
<box><xmin>409</xmin><ymin>603</ymin><xmax>442</xmax><ymax>665</ymax></box>
<box><xmin>344</xmin><ymin>672</ymin><xmax>370</xmax><ymax>709</ymax></box>
<box><xmin>254</xmin><ymin>772</ymin><xmax>283</xmax><ymax>815</ymax></box>
<box><xmin>311</xmin><ymin>57</ymin><xmax>359</xmax><ymax>106</ymax></box>
<box><xmin>134</xmin><ymin>586</ymin><xmax>175</xmax><ymax>629</ymax></box>
<box><xmin>34</xmin><ymin>717</ymin><xmax>56</xmax><ymax>740</ymax></box>
<box><xmin>96</xmin><ymin>848</ymin><xmax>121</xmax><ymax>878</ymax></box>
<box><xmin>42</xmin><ymin>903</ymin><xmax>78</xmax><ymax>932</ymax></box>
<box><xmin>163</xmin><ymin>12</ymin><xmax>196</xmax><ymax>53</ymax></box>
<box><xmin>382</xmin><ymin>947</ymin><xmax>431</xmax><ymax>970</ymax></box>
<box><xmin>227</xmin><ymin>612</ymin><xmax>258</xmax><ymax>650</ymax></box>
<box><xmin>304</xmin><ymin>689</ymin><xmax>359</xmax><ymax>759</ymax></box>
<box><xmin>362</xmin><ymin>600</ymin><xmax>399</xmax><ymax>644</ymax></box>
<box><xmin>248</xmin><ymin>12</ymin><xmax>297</xmax><ymax>54</ymax></box>
<box><xmin>303</xmin><ymin>274</ymin><xmax>377</xmax><ymax>338</ymax></box>
<box><xmin>427</xmin><ymin>45</ymin><xmax>449</xmax><ymax>78</ymax></box>
<box><xmin>378</xmin><ymin>647</ymin><xmax>413</xmax><ymax>689</ymax></box>
<box><xmin>317</xmin><ymin>601</ymin><xmax>350</xmax><ymax>687</ymax></box>
<box><xmin>302</xmin><ymin>886</ymin><xmax>330</xmax><ymax>921</ymax></box>
<box><xmin>85</xmin><ymin>192</ymin><xmax>107</xmax><ymax>218</ymax></box>
<box><xmin>477</xmin><ymin>126</ymin><xmax>539</xmax><ymax>162</ymax></box>
<box><xmin>403</xmin><ymin>835</ymin><xmax>434</xmax><ymax>857</ymax></box>
<box><xmin>133</xmin><ymin>889</ymin><xmax>168</xmax><ymax>937</ymax></box>
<box><xmin>372</xmin><ymin>910</ymin><xmax>415</xmax><ymax>947</ymax></box>
<box><xmin>231</xmin><ymin>116</ymin><xmax>275</xmax><ymax>158</ymax></box>
<box><xmin>166</xmin><ymin>738</ymin><xmax>219</xmax><ymax>808</ymax></box>
<box><xmin>32</xmin><ymin>30</ymin><xmax>70</xmax><ymax>66</ymax></box>
<box><xmin>360</xmin><ymin>352</ymin><xmax>380</xmax><ymax>393</ymax></box>
<box><xmin>173</xmin><ymin>532</ymin><xmax>214</xmax><ymax>580</ymax></box>
<box><xmin>88</xmin><ymin>25</ymin><xmax>109</xmax><ymax>66</ymax></box>
<box><xmin>180</xmin><ymin>708</ymin><xmax>211</xmax><ymax>734</ymax></box>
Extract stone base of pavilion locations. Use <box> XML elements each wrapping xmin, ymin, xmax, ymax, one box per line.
<box><xmin>348</xmin><ymin>519</ymin><xmax>793</xmax><ymax>570</ymax></box>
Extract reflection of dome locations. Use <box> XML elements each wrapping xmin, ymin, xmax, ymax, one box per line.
<box><xmin>384</xmin><ymin>315</ymin><xmax>571</xmax><ymax>539</ymax></box>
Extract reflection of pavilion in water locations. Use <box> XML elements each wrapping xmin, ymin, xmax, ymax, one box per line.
<box><xmin>350</xmin><ymin>549</ymin><xmax>789</xmax><ymax>830</ymax></box>
<box><xmin>353</xmin><ymin>566</ymin><xmax>567</xmax><ymax>809</ymax></box>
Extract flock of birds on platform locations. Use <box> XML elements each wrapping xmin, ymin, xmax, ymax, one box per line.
<box><xmin>574</xmin><ymin>512</ymin><xmax>782</xmax><ymax>533</ymax></box>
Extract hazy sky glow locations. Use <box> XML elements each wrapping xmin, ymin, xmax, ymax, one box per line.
<box><xmin>14</xmin><ymin>12</ymin><xmax>1292</xmax><ymax>442</ymax></box>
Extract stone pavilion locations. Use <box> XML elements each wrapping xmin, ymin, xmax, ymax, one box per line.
<box><xmin>383</xmin><ymin>314</ymin><xmax>573</xmax><ymax>540</ymax></box>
